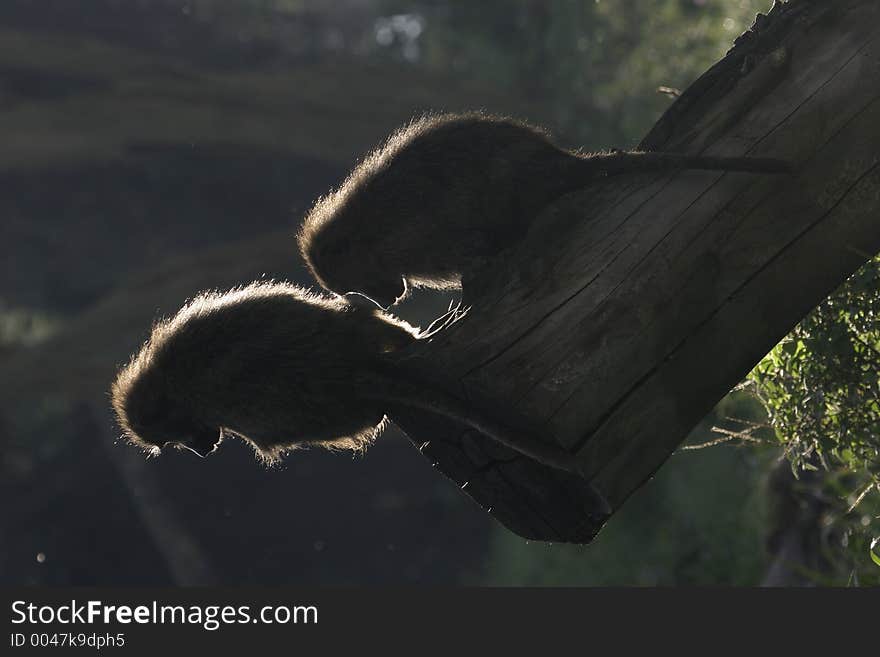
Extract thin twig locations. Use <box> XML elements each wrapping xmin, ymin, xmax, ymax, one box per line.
<box><xmin>677</xmin><ymin>426</ymin><xmax>766</xmax><ymax>452</ymax></box>
<box><xmin>846</xmin><ymin>480</ymin><xmax>880</xmax><ymax>514</ymax></box>
<box><xmin>418</xmin><ymin>301</ymin><xmax>469</xmax><ymax>340</ymax></box>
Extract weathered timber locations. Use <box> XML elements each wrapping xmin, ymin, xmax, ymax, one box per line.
<box><xmin>397</xmin><ymin>0</ymin><xmax>880</xmax><ymax>541</ymax></box>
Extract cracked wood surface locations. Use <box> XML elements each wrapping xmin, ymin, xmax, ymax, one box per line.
<box><xmin>397</xmin><ymin>0</ymin><xmax>880</xmax><ymax>542</ymax></box>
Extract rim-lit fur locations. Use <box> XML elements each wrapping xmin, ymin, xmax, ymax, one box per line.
<box><xmin>111</xmin><ymin>280</ymin><xmax>416</xmax><ymax>464</ymax></box>
<box><xmin>297</xmin><ymin>111</ymin><xmax>561</xmax><ymax>308</ymax></box>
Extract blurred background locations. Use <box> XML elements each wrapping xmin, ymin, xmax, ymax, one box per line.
<box><xmin>2</xmin><ymin>0</ymin><xmax>876</xmax><ymax>586</ymax></box>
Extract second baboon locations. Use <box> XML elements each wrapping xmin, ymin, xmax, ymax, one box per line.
<box><xmin>298</xmin><ymin>112</ymin><xmax>791</xmax><ymax>308</ymax></box>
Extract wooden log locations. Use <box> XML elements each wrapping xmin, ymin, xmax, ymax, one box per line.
<box><xmin>397</xmin><ymin>0</ymin><xmax>880</xmax><ymax>541</ymax></box>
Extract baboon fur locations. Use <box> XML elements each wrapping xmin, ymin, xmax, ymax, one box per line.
<box><xmin>111</xmin><ymin>281</ymin><xmax>416</xmax><ymax>463</ymax></box>
<box><xmin>298</xmin><ymin>112</ymin><xmax>790</xmax><ymax>308</ymax></box>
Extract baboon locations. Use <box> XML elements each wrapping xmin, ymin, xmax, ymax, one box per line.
<box><xmin>298</xmin><ymin>112</ymin><xmax>791</xmax><ymax>308</ymax></box>
<box><xmin>111</xmin><ymin>281</ymin><xmax>581</xmax><ymax>474</ymax></box>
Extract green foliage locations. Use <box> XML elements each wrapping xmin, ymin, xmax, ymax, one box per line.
<box><xmin>748</xmin><ymin>255</ymin><xmax>880</xmax><ymax>486</ymax></box>
<box><xmin>824</xmin><ymin>470</ymin><xmax>880</xmax><ymax>586</ymax></box>
<box><xmin>747</xmin><ymin>255</ymin><xmax>880</xmax><ymax>582</ymax></box>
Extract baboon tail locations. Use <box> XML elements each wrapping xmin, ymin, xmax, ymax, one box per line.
<box><xmin>588</xmin><ymin>150</ymin><xmax>793</xmax><ymax>175</ymax></box>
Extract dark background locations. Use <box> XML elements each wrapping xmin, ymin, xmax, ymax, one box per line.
<box><xmin>1</xmin><ymin>0</ymin><xmax>788</xmax><ymax>586</ymax></box>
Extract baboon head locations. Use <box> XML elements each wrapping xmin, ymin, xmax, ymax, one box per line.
<box><xmin>111</xmin><ymin>359</ymin><xmax>221</xmax><ymax>457</ymax></box>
